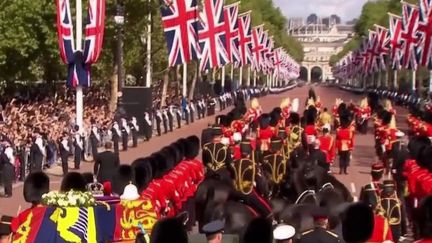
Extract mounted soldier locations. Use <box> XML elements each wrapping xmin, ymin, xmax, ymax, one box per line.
<box><xmin>355</xmin><ymin>97</ymin><xmax>371</xmax><ymax>134</ymax></box>
<box><xmin>262</xmin><ymin>137</ymin><xmax>287</xmax><ymax>197</ymax></box>
<box><xmin>379</xmin><ymin>180</ymin><xmax>404</xmax><ymax>241</ymax></box>
<box><xmin>202</xmin><ymin>125</ymin><xmax>232</xmax><ymax>181</ymax></box>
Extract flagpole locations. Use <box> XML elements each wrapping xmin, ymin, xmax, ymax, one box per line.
<box><xmin>393</xmin><ymin>70</ymin><xmax>398</xmax><ymax>89</ymax></box>
<box><xmin>76</xmin><ymin>0</ymin><xmax>83</xmax><ymax>130</ymax></box>
<box><xmin>253</xmin><ymin>70</ymin><xmax>257</xmax><ymax>87</ymax></box>
<box><xmin>377</xmin><ymin>71</ymin><xmax>382</xmax><ymax>87</ymax></box>
<box><xmin>412</xmin><ymin>70</ymin><xmax>416</xmax><ymax>92</ymax></box>
<box><xmin>429</xmin><ymin>70</ymin><xmax>432</xmax><ymax>94</ymax></box>
<box><xmin>384</xmin><ymin>69</ymin><xmax>388</xmax><ymax>88</ymax></box>
<box><xmin>247</xmin><ymin>66</ymin><xmax>251</xmax><ymax>86</ymax></box>
<box><xmin>145</xmin><ymin>1</ymin><xmax>152</xmax><ymax>88</ymax></box>
<box><xmin>239</xmin><ymin>67</ymin><xmax>243</xmax><ymax>87</ymax></box>
<box><xmin>183</xmin><ymin>63</ymin><xmax>187</xmax><ymax>97</ymax></box>
<box><xmin>221</xmin><ymin>66</ymin><xmax>226</xmax><ymax>89</ymax></box>
<box><xmin>230</xmin><ymin>64</ymin><xmax>234</xmax><ymax>82</ymax></box>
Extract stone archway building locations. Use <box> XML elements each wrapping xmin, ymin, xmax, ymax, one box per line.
<box><xmin>289</xmin><ymin>22</ymin><xmax>354</xmax><ymax>82</ymax></box>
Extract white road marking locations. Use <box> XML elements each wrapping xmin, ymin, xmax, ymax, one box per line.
<box><xmin>350</xmin><ymin>182</ymin><xmax>356</xmax><ymax>194</ymax></box>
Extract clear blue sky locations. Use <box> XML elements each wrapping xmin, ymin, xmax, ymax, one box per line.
<box><xmin>273</xmin><ymin>0</ymin><xmax>368</xmax><ymax>21</ymax></box>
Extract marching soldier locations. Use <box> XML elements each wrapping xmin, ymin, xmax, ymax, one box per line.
<box><xmin>332</xmin><ymin>98</ymin><xmax>342</xmax><ymax>128</ymax></box>
<box><xmin>155</xmin><ymin>109</ymin><xmax>162</xmax><ymax>136</ymax></box>
<box><xmin>359</xmin><ymin>163</ymin><xmax>384</xmax><ymax>209</ymax></box>
<box><xmin>111</xmin><ymin>121</ymin><xmax>121</xmax><ymax>154</ymax></box>
<box><xmin>175</xmin><ymin>105</ymin><xmax>182</xmax><ymax>129</ymax></box>
<box><xmin>121</xmin><ymin>118</ymin><xmax>130</xmax><ymax>151</ymax></box>
<box><xmin>318</xmin><ymin>124</ymin><xmax>335</xmax><ymax>172</ymax></box>
<box><xmin>143</xmin><ymin>112</ymin><xmax>152</xmax><ymax>141</ymax></box>
<box><xmin>202</xmin><ymin>125</ymin><xmax>232</xmax><ymax>176</ymax></box>
<box><xmin>379</xmin><ymin>180</ymin><xmax>404</xmax><ymax>241</ymax></box>
<box><xmin>298</xmin><ymin>208</ymin><xmax>340</xmax><ymax>243</ymax></box>
<box><xmin>335</xmin><ymin>113</ymin><xmax>354</xmax><ymax>175</ymax></box>
<box><xmin>162</xmin><ymin>107</ymin><xmax>169</xmax><ymax>134</ymax></box>
<box><xmin>168</xmin><ymin>105</ymin><xmax>174</xmax><ymax>132</ymax></box>
<box><xmin>59</xmin><ymin>132</ymin><xmax>70</xmax><ymax>175</ymax></box>
<box><xmin>228</xmin><ymin>139</ymin><xmax>273</xmax><ymax>220</ymax></box>
<box><xmin>129</xmin><ymin>116</ymin><xmax>139</xmax><ymax>147</ymax></box>
<box><xmin>304</xmin><ymin>104</ymin><xmax>318</xmax><ymax>152</ymax></box>
<box><xmin>89</xmin><ymin>121</ymin><xmax>100</xmax><ymax>158</ymax></box>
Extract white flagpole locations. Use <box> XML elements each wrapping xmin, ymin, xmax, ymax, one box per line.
<box><xmin>145</xmin><ymin>2</ymin><xmax>152</xmax><ymax>88</ymax></box>
<box><xmin>393</xmin><ymin>70</ymin><xmax>398</xmax><ymax>89</ymax></box>
<box><xmin>221</xmin><ymin>66</ymin><xmax>226</xmax><ymax>88</ymax></box>
<box><xmin>253</xmin><ymin>70</ymin><xmax>257</xmax><ymax>87</ymax></box>
<box><xmin>76</xmin><ymin>0</ymin><xmax>83</xmax><ymax>130</ymax></box>
<box><xmin>239</xmin><ymin>67</ymin><xmax>243</xmax><ymax>87</ymax></box>
<box><xmin>412</xmin><ymin>69</ymin><xmax>416</xmax><ymax>92</ymax></box>
<box><xmin>230</xmin><ymin>64</ymin><xmax>234</xmax><ymax>81</ymax></box>
<box><xmin>429</xmin><ymin>70</ymin><xmax>432</xmax><ymax>93</ymax></box>
<box><xmin>183</xmin><ymin>64</ymin><xmax>187</xmax><ymax>97</ymax></box>
<box><xmin>247</xmin><ymin>66</ymin><xmax>251</xmax><ymax>86</ymax></box>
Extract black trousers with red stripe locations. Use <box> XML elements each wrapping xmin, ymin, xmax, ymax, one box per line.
<box><xmin>230</xmin><ymin>189</ymin><xmax>272</xmax><ymax>218</ymax></box>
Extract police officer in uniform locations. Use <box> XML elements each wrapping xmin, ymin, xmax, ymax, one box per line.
<box><xmin>143</xmin><ymin>112</ymin><xmax>152</xmax><ymax>141</ymax></box>
<box><xmin>298</xmin><ymin>207</ymin><xmax>340</xmax><ymax>243</ymax></box>
<box><xmin>155</xmin><ymin>109</ymin><xmax>162</xmax><ymax>136</ymax></box>
<box><xmin>89</xmin><ymin>121</ymin><xmax>100</xmax><ymax>158</ymax></box>
<box><xmin>129</xmin><ymin>116</ymin><xmax>139</xmax><ymax>147</ymax></box>
<box><xmin>175</xmin><ymin>106</ymin><xmax>182</xmax><ymax>129</ymax></box>
<box><xmin>189</xmin><ymin>102</ymin><xmax>195</xmax><ymax>123</ymax></box>
<box><xmin>168</xmin><ymin>105</ymin><xmax>174</xmax><ymax>132</ymax></box>
<box><xmin>121</xmin><ymin>118</ymin><xmax>130</xmax><ymax>151</ymax></box>
<box><xmin>111</xmin><ymin>121</ymin><xmax>121</xmax><ymax>154</ymax></box>
<box><xmin>162</xmin><ymin>107</ymin><xmax>169</xmax><ymax>134</ymax></box>
<box><xmin>59</xmin><ymin>133</ymin><xmax>70</xmax><ymax>175</ymax></box>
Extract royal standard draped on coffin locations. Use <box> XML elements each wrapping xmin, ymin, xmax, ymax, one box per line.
<box><xmin>12</xmin><ymin>199</ymin><xmax>157</xmax><ymax>243</ymax></box>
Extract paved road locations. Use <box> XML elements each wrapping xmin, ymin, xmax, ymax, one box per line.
<box><xmin>0</xmin><ymin>85</ymin><xmax>408</xmax><ymax>217</ymax></box>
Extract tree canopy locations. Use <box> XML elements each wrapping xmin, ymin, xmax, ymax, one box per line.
<box><xmin>0</xmin><ymin>0</ymin><xmax>303</xmax><ymax>86</ymax></box>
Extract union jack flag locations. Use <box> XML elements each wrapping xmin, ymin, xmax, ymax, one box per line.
<box><xmin>251</xmin><ymin>25</ymin><xmax>264</xmax><ymax>71</ymax></box>
<box><xmin>262</xmin><ymin>32</ymin><xmax>274</xmax><ymax>74</ymax></box>
<box><xmin>360</xmin><ymin>38</ymin><xmax>371</xmax><ymax>75</ymax></box>
<box><xmin>273</xmin><ymin>48</ymin><xmax>283</xmax><ymax>78</ymax></box>
<box><xmin>56</xmin><ymin>0</ymin><xmax>75</xmax><ymax>64</ymax></box>
<box><xmin>416</xmin><ymin>0</ymin><xmax>432</xmax><ymax>68</ymax></box>
<box><xmin>160</xmin><ymin>0</ymin><xmax>200</xmax><ymax>67</ymax></box>
<box><xmin>84</xmin><ymin>0</ymin><xmax>105</xmax><ymax>65</ymax></box>
<box><xmin>199</xmin><ymin>0</ymin><xmax>229</xmax><ymax>71</ymax></box>
<box><xmin>389</xmin><ymin>13</ymin><xmax>403</xmax><ymax>70</ymax></box>
<box><xmin>238</xmin><ymin>12</ymin><xmax>253</xmax><ymax>67</ymax></box>
<box><xmin>374</xmin><ymin>24</ymin><xmax>390</xmax><ymax>70</ymax></box>
<box><xmin>223</xmin><ymin>2</ymin><xmax>241</xmax><ymax>64</ymax></box>
<box><xmin>366</xmin><ymin>30</ymin><xmax>379</xmax><ymax>74</ymax></box>
<box><xmin>400</xmin><ymin>2</ymin><xmax>419</xmax><ymax>70</ymax></box>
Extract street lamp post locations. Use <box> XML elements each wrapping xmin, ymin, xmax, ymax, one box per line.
<box><xmin>115</xmin><ymin>1</ymin><xmax>125</xmax><ymax>117</ymax></box>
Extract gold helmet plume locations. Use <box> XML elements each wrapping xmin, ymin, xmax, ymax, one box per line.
<box><xmin>251</xmin><ymin>98</ymin><xmax>260</xmax><ymax>109</ymax></box>
<box><xmin>280</xmin><ymin>98</ymin><xmax>289</xmax><ymax>109</ymax></box>
<box><xmin>360</xmin><ymin>97</ymin><xmax>368</xmax><ymax>108</ymax></box>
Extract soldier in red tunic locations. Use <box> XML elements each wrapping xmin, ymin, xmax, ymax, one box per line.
<box><xmin>335</xmin><ymin>113</ymin><xmax>354</xmax><ymax>174</ymax></box>
<box><xmin>304</xmin><ymin>105</ymin><xmax>318</xmax><ymax>153</ymax></box>
<box><xmin>318</xmin><ymin>124</ymin><xmax>335</xmax><ymax>172</ymax></box>
<box><xmin>355</xmin><ymin>97</ymin><xmax>372</xmax><ymax>134</ymax></box>
<box><xmin>258</xmin><ymin>114</ymin><xmax>273</xmax><ymax>154</ymax></box>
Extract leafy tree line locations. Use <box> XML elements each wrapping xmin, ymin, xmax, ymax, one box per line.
<box><xmin>0</xmin><ymin>0</ymin><xmax>303</xmax><ymax>89</ymax></box>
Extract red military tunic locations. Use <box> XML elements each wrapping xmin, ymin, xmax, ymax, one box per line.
<box><xmin>245</xmin><ymin>108</ymin><xmax>260</xmax><ymax>123</ymax></box>
<box><xmin>356</xmin><ymin>106</ymin><xmax>371</xmax><ymax>121</ymax></box>
<box><xmin>368</xmin><ymin>214</ymin><xmax>394</xmax><ymax>242</ymax></box>
<box><xmin>304</xmin><ymin>125</ymin><xmax>318</xmax><ymax>145</ymax></box>
<box><xmin>258</xmin><ymin>127</ymin><xmax>274</xmax><ymax>151</ymax></box>
<box><xmin>381</xmin><ymin>127</ymin><xmax>398</xmax><ymax>152</ymax></box>
<box><xmin>232</xmin><ymin>120</ymin><xmax>245</xmax><ymax>133</ymax></box>
<box><xmin>319</xmin><ymin>135</ymin><xmax>335</xmax><ymax>163</ymax></box>
<box><xmin>336</xmin><ymin>127</ymin><xmax>354</xmax><ymax>152</ymax></box>
<box><xmin>420</xmin><ymin>122</ymin><xmax>432</xmax><ymax>137</ymax></box>
<box><xmin>332</xmin><ymin>105</ymin><xmax>339</xmax><ymax>117</ymax></box>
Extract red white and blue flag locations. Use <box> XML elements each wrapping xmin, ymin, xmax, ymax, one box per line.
<box><xmin>237</xmin><ymin>12</ymin><xmax>253</xmax><ymax>67</ymax></box>
<box><xmin>251</xmin><ymin>25</ymin><xmax>265</xmax><ymax>71</ymax></box>
<box><xmin>223</xmin><ymin>2</ymin><xmax>241</xmax><ymax>64</ymax></box>
<box><xmin>416</xmin><ymin>0</ymin><xmax>432</xmax><ymax>68</ymax></box>
<box><xmin>56</xmin><ymin>0</ymin><xmax>105</xmax><ymax>88</ymax></box>
<box><xmin>400</xmin><ymin>2</ymin><xmax>419</xmax><ymax>70</ymax></box>
<box><xmin>374</xmin><ymin>24</ymin><xmax>390</xmax><ymax>70</ymax></box>
<box><xmin>160</xmin><ymin>0</ymin><xmax>200</xmax><ymax>67</ymax></box>
<box><xmin>388</xmin><ymin>13</ymin><xmax>403</xmax><ymax>70</ymax></box>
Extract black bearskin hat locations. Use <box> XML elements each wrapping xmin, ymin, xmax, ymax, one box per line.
<box><xmin>112</xmin><ymin>165</ymin><xmax>134</xmax><ymax>196</ymax></box>
<box><xmin>61</xmin><ymin>172</ymin><xmax>87</xmax><ymax>192</ymax></box>
<box><xmin>159</xmin><ymin>148</ymin><xmax>175</xmax><ymax>174</ymax></box>
<box><xmin>289</xmin><ymin>112</ymin><xmax>300</xmax><ymax>125</ymax></box>
<box><xmin>338</xmin><ymin>103</ymin><xmax>347</xmax><ymax>115</ymax></box>
<box><xmin>308</xmin><ymin>88</ymin><xmax>317</xmax><ymax>102</ymax></box>
<box><xmin>148</xmin><ymin>155</ymin><xmax>162</xmax><ymax>179</ymax></box>
<box><xmin>219</xmin><ymin>115</ymin><xmax>232</xmax><ymax>127</ymax></box>
<box><xmin>305</xmin><ymin>107</ymin><xmax>318</xmax><ymax>125</ymax></box>
<box><xmin>82</xmin><ymin>172</ymin><xmax>94</xmax><ymax>185</ymax></box>
<box><xmin>24</xmin><ymin>172</ymin><xmax>50</xmax><ymax>204</ymax></box>
<box><xmin>185</xmin><ymin>135</ymin><xmax>200</xmax><ymax>160</ymax></box>
<box><xmin>339</xmin><ymin>111</ymin><xmax>352</xmax><ymax>128</ymax></box>
<box><xmin>270</xmin><ymin>110</ymin><xmax>281</xmax><ymax>127</ymax></box>
<box><xmin>418</xmin><ymin>196</ymin><xmax>432</xmax><ymax>238</ymax></box>
<box><xmin>342</xmin><ymin>203</ymin><xmax>374</xmax><ymax>243</ymax></box>
<box><xmin>418</xmin><ymin>145</ymin><xmax>432</xmax><ymax>171</ymax></box>
<box><xmin>259</xmin><ymin>114</ymin><xmax>271</xmax><ymax>129</ymax></box>
<box><xmin>243</xmin><ymin>217</ymin><xmax>273</xmax><ymax>243</ymax></box>
<box><xmin>170</xmin><ymin>142</ymin><xmax>185</xmax><ymax>164</ymax></box>
<box><xmin>162</xmin><ymin>146</ymin><xmax>179</xmax><ymax>169</ymax></box>
<box><xmin>131</xmin><ymin>158</ymin><xmax>153</xmax><ymax>193</ymax></box>
<box><xmin>270</xmin><ymin>137</ymin><xmax>283</xmax><ymax>152</ymax></box>
<box><xmin>408</xmin><ymin>136</ymin><xmax>431</xmax><ymax>160</ymax></box>
<box><xmin>150</xmin><ymin>218</ymin><xmax>188</xmax><ymax>243</ymax></box>
<box><xmin>176</xmin><ymin>138</ymin><xmax>187</xmax><ymax>155</ymax></box>
<box><xmin>380</xmin><ymin>110</ymin><xmax>392</xmax><ymax>126</ymax></box>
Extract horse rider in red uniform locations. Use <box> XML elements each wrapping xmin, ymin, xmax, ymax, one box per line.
<box><xmin>318</xmin><ymin>124</ymin><xmax>335</xmax><ymax>173</ymax></box>
<box><xmin>336</xmin><ymin>112</ymin><xmax>354</xmax><ymax>175</ymax></box>
<box><xmin>355</xmin><ymin>97</ymin><xmax>371</xmax><ymax>134</ymax></box>
<box><xmin>332</xmin><ymin>98</ymin><xmax>343</xmax><ymax>129</ymax></box>
<box><xmin>258</xmin><ymin>114</ymin><xmax>274</xmax><ymax>155</ymax></box>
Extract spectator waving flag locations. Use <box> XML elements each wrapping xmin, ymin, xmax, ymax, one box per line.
<box><xmin>400</xmin><ymin>1</ymin><xmax>419</xmax><ymax>70</ymax></box>
<box><xmin>388</xmin><ymin>13</ymin><xmax>403</xmax><ymax>70</ymax></box>
<box><xmin>56</xmin><ymin>0</ymin><xmax>105</xmax><ymax>88</ymax></box>
<box><xmin>223</xmin><ymin>2</ymin><xmax>241</xmax><ymax>64</ymax></box>
<box><xmin>198</xmin><ymin>0</ymin><xmax>229</xmax><ymax>71</ymax></box>
<box><xmin>160</xmin><ymin>0</ymin><xmax>200</xmax><ymax>67</ymax></box>
<box><xmin>238</xmin><ymin>12</ymin><xmax>253</xmax><ymax>67</ymax></box>
<box><xmin>417</xmin><ymin>0</ymin><xmax>432</xmax><ymax>69</ymax></box>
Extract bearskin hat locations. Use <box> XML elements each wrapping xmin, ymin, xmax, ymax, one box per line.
<box><xmin>170</xmin><ymin>142</ymin><xmax>185</xmax><ymax>164</ymax></box>
<box><xmin>159</xmin><ymin>148</ymin><xmax>175</xmax><ymax>173</ymax></box>
<box><xmin>418</xmin><ymin>145</ymin><xmax>432</xmax><ymax>170</ymax></box>
<box><xmin>259</xmin><ymin>114</ymin><xmax>271</xmax><ymax>129</ymax></box>
<box><xmin>418</xmin><ymin>196</ymin><xmax>432</xmax><ymax>238</ymax></box>
<box><xmin>82</xmin><ymin>172</ymin><xmax>94</xmax><ymax>185</ymax></box>
<box><xmin>112</xmin><ymin>165</ymin><xmax>134</xmax><ymax>196</ymax></box>
<box><xmin>270</xmin><ymin>111</ymin><xmax>281</xmax><ymax>127</ymax></box>
<box><xmin>308</xmin><ymin>88</ymin><xmax>317</xmax><ymax>102</ymax></box>
<box><xmin>60</xmin><ymin>172</ymin><xmax>87</xmax><ymax>192</ymax></box>
<box><xmin>339</xmin><ymin>111</ymin><xmax>352</xmax><ymax>128</ymax></box>
<box><xmin>131</xmin><ymin>158</ymin><xmax>153</xmax><ymax>193</ymax></box>
<box><xmin>408</xmin><ymin>136</ymin><xmax>431</xmax><ymax>160</ymax></box>
<box><xmin>162</xmin><ymin>145</ymin><xmax>180</xmax><ymax>168</ymax></box>
<box><xmin>23</xmin><ymin>172</ymin><xmax>50</xmax><ymax>204</ymax></box>
<box><xmin>305</xmin><ymin>107</ymin><xmax>318</xmax><ymax>125</ymax></box>
<box><xmin>380</xmin><ymin>110</ymin><xmax>392</xmax><ymax>126</ymax></box>
<box><xmin>338</xmin><ymin>103</ymin><xmax>347</xmax><ymax>114</ymax></box>
<box><xmin>176</xmin><ymin>138</ymin><xmax>187</xmax><ymax>155</ymax></box>
<box><xmin>185</xmin><ymin>135</ymin><xmax>200</xmax><ymax>160</ymax></box>
<box><xmin>218</xmin><ymin>115</ymin><xmax>231</xmax><ymax>127</ymax></box>
<box><xmin>342</xmin><ymin>203</ymin><xmax>374</xmax><ymax>243</ymax></box>
<box><xmin>243</xmin><ymin>217</ymin><xmax>273</xmax><ymax>243</ymax></box>
<box><xmin>150</xmin><ymin>218</ymin><xmax>188</xmax><ymax>243</ymax></box>
<box><xmin>289</xmin><ymin>112</ymin><xmax>300</xmax><ymax>125</ymax></box>
<box><xmin>148</xmin><ymin>155</ymin><xmax>162</xmax><ymax>179</ymax></box>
